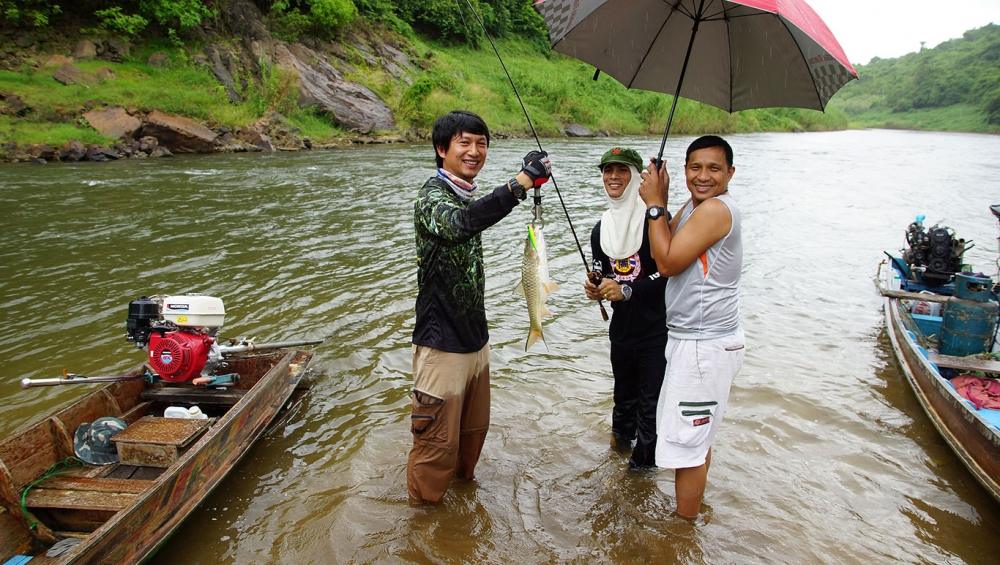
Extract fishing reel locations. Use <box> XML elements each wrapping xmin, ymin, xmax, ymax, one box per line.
<box><xmin>902</xmin><ymin>219</ymin><xmax>968</xmax><ymax>286</ymax></box>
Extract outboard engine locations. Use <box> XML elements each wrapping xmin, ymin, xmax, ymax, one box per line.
<box><xmin>125</xmin><ymin>295</ymin><xmax>226</xmax><ymax>383</ymax></box>
<box><xmin>902</xmin><ymin>216</ymin><xmax>967</xmax><ymax>286</ymax></box>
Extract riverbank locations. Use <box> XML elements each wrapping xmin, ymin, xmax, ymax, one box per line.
<box><xmin>0</xmin><ymin>3</ymin><xmax>855</xmax><ymax>164</ymax></box>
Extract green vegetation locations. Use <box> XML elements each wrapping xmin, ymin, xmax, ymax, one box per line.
<box><xmin>379</xmin><ymin>39</ymin><xmax>847</xmax><ymax>137</ymax></box>
<box><xmin>2</xmin><ymin>1</ymin><xmax>994</xmax><ymax>152</ymax></box>
<box><xmin>830</xmin><ymin>24</ymin><xmax>1000</xmax><ymax>133</ymax></box>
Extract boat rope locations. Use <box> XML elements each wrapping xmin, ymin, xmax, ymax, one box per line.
<box><xmin>456</xmin><ymin>0</ymin><xmax>609</xmax><ymax>320</ymax></box>
<box><xmin>19</xmin><ymin>456</ymin><xmax>84</xmax><ymax>530</ymax></box>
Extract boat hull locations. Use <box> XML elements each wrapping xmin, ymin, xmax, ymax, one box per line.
<box><xmin>0</xmin><ymin>349</ymin><xmax>312</xmax><ymax>564</ymax></box>
<box><xmin>882</xmin><ymin>270</ymin><xmax>1000</xmax><ymax>502</ymax></box>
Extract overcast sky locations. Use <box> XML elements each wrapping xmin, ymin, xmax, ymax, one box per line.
<box><xmin>807</xmin><ymin>0</ymin><xmax>1000</xmax><ymax>65</ymax></box>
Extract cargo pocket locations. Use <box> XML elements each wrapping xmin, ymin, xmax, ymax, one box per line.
<box><xmin>668</xmin><ymin>401</ymin><xmax>717</xmax><ymax>447</ymax></box>
<box><xmin>411</xmin><ymin>389</ymin><xmax>446</xmax><ymax>445</ymax></box>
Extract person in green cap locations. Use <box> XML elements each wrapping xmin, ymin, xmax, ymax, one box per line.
<box><xmin>583</xmin><ymin>147</ymin><xmax>668</xmax><ymax>468</ymax></box>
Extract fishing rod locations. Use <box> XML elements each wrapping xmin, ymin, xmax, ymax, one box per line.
<box><xmin>456</xmin><ymin>0</ymin><xmax>610</xmax><ymax>321</ymax></box>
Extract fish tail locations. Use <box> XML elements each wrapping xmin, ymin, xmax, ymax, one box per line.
<box><xmin>525</xmin><ymin>327</ymin><xmax>545</xmax><ymax>351</ymax></box>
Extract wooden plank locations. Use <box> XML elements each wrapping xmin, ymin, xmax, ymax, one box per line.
<box><xmin>39</xmin><ymin>508</ymin><xmax>114</xmax><ymax>533</ymax></box>
<box><xmin>129</xmin><ymin>466</ymin><xmax>164</xmax><ymax>481</ymax></box>
<box><xmin>121</xmin><ymin>401</ymin><xmax>153</xmax><ymax>424</ymax></box>
<box><xmin>39</xmin><ymin>477</ymin><xmax>154</xmax><ymax>495</ymax></box>
<box><xmin>879</xmin><ymin>288</ymin><xmax>951</xmax><ymax>303</ymax></box>
<box><xmin>929</xmin><ymin>352</ymin><xmax>1000</xmax><ymax>374</ymax></box>
<box><xmin>0</xmin><ymin>506</ymin><xmax>34</xmax><ymax>557</ymax></box>
<box><xmin>0</xmin><ymin>424</ymin><xmax>61</xmax><ymax>491</ymax></box>
<box><xmin>54</xmin><ymin>530</ymin><xmax>90</xmax><ymax>539</ymax></box>
<box><xmin>26</xmin><ymin>488</ymin><xmax>135</xmax><ymax>512</ymax></box>
<box><xmin>140</xmin><ymin>387</ymin><xmax>246</xmax><ymax>406</ymax></box>
<box><xmin>112</xmin><ymin>417</ymin><xmax>210</xmax><ymax>447</ymax></box>
<box><xmin>52</xmin><ymin>391</ymin><xmax>121</xmax><ymax>442</ymax></box>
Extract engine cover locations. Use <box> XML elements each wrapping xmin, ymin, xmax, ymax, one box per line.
<box><xmin>148</xmin><ymin>331</ymin><xmax>215</xmax><ymax>382</ymax></box>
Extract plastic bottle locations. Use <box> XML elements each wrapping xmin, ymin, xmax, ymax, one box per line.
<box><xmin>164</xmin><ymin>406</ymin><xmax>208</xmax><ymax>419</ymax></box>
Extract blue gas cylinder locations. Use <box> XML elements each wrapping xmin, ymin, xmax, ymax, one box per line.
<box><xmin>939</xmin><ymin>273</ymin><xmax>998</xmax><ymax>357</ymax></box>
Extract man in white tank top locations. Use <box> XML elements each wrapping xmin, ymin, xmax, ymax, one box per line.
<box><xmin>638</xmin><ymin>135</ymin><xmax>745</xmax><ymax>519</ymax></box>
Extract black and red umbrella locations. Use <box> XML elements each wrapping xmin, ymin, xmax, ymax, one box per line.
<box><xmin>534</xmin><ymin>0</ymin><xmax>858</xmax><ymax>160</ymax></box>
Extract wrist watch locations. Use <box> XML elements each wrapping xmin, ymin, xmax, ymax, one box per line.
<box><xmin>646</xmin><ymin>206</ymin><xmax>667</xmax><ymax>220</ymax></box>
<box><xmin>507</xmin><ymin>177</ymin><xmax>527</xmax><ymax>201</ymax></box>
<box><xmin>620</xmin><ymin>283</ymin><xmax>632</xmax><ymax>301</ymax></box>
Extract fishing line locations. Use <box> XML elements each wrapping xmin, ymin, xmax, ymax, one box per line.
<box><xmin>455</xmin><ymin>0</ymin><xmax>589</xmax><ymax>273</ymax></box>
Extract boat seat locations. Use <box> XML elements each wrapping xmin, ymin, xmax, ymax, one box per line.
<box><xmin>140</xmin><ymin>386</ymin><xmax>246</xmax><ymax>406</ymax></box>
<box><xmin>929</xmin><ymin>352</ymin><xmax>1000</xmax><ymax>375</ymax></box>
<box><xmin>24</xmin><ymin>476</ymin><xmax>154</xmax><ymax>532</ymax></box>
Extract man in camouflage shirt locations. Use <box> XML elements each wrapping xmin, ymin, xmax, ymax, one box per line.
<box><xmin>408</xmin><ymin>110</ymin><xmax>551</xmax><ymax>506</ymax></box>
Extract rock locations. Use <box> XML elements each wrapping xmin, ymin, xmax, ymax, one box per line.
<box><xmin>375</xmin><ymin>42</ymin><xmax>416</xmax><ymax>84</ymax></box>
<box><xmin>83</xmin><ymin>107</ymin><xmax>141</xmax><ymax>139</ymax></box>
<box><xmin>102</xmin><ymin>39</ymin><xmax>130</xmax><ymax>62</ymax></box>
<box><xmin>85</xmin><ymin>146</ymin><xmax>117</xmax><ymax>162</ymax></box>
<box><xmin>216</xmin><ymin>0</ymin><xmax>270</xmax><ymax>41</ymax></box>
<box><xmin>72</xmin><ymin>40</ymin><xmax>97</xmax><ymax>60</ymax></box>
<box><xmin>148</xmin><ymin>52</ymin><xmax>170</xmax><ymax>67</ymax></box>
<box><xmin>564</xmin><ymin>123</ymin><xmax>596</xmax><ymax>137</ymax></box>
<box><xmin>0</xmin><ymin>92</ymin><xmax>31</xmax><ymax>116</ymax></box>
<box><xmin>204</xmin><ymin>45</ymin><xmax>243</xmax><ymax>103</ymax></box>
<box><xmin>60</xmin><ymin>140</ymin><xmax>87</xmax><ymax>162</ymax></box>
<box><xmin>273</xmin><ymin>43</ymin><xmax>394</xmax><ymax>134</ymax></box>
<box><xmin>95</xmin><ymin>67</ymin><xmax>116</xmax><ymax>82</ymax></box>
<box><xmin>139</xmin><ymin>111</ymin><xmax>218</xmax><ymax>153</ymax></box>
<box><xmin>138</xmin><ymin>136</ymin><xmax>158</xmax><ymax>152</ymax></box>
<box><xmin>44</xmin><ymin>55</ymin><xmax>74</xmax><ymax>67</ymax></box>
<box><xmin>148</xmin><ymin>146</ymin><xmax>173</xmax><ymax>158</ymax></box>
<box><xmin>53</xmin><ymin>63</ymin><xmax>89</xmax><ymax>86</ymax></box>
<box><xmin>237</xmin><ymin>128</ymin><xmax>275</xmax><ymax>152</ymax></box>
<box><xmin>27</xmin><ymin>144</ymin><xmax>59</xmax><ymax>161</ymax></box>
<box><xmin>14</xmin><ymin>35</ymin><xmax>33</xmax><ymax>48</ymax></box>
<box><xmin>114</xmin><ymin>142</ymin><xmax>135</xmax><ymax>157</ymax></box>
<box><xmin>31</xmin><ymin>157</ymin><xmax>47</xmax><ymax>165</ymax></box>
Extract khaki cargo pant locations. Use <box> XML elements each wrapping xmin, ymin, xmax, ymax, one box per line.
<box><xmin>407</xmin><ymin>344</ymin><xmax>490</xmax><ymax>506</ymax></box>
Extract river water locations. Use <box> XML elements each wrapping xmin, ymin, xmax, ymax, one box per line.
<box><xmin>1</xmin><ymin>129</ymin><xmax>999</xmax><ymax>563</ymax></box>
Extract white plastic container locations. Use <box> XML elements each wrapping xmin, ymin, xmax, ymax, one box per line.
<box><xmin>164</xmin><ymin>406</ymin><xmax>208</xmax><ymax>419</ymax></box>
<box><xmin>161</xmin><ymin>295</ymin><xmax>225</xmax><ymax>328</ymax></box>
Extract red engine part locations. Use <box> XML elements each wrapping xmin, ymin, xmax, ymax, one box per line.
<box><xmin>148</xmin><ymin>331</ymin><xmax>215</xmax><ymax>382</ymax></box>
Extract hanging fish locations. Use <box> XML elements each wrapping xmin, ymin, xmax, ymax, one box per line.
<box><xmin>515</xmin><ymin>223</ymin><xmax>559</xmax><ymax>351</ymax></box>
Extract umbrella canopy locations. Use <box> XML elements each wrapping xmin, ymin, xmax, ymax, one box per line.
<box><xmin>536</xmin><ymin>0</ymin><xmax>857</xmax><ymax>114</ymax></box>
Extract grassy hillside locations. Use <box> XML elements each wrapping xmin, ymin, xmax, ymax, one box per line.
<box><xmin>830</xmin><ymin>24</ymin><xmax>1000</xmax><ymax>133</ymax></box>
<box><xmin>1</xmin><ymin>1</ymin><xmax>996</xmax><ymax>153</ymax></box>
<box><xmin>358</xmin><ymin>38</ymin><xmax>849</xmax><ymax>138</ymax></box>
<box><xmin>0</xmin><ymin>34</ymin><xmax>849</xmax><ymax>150</ymax></box>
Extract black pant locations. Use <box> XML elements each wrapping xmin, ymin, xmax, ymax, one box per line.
<box><xmin>610</xmin><ymin>340</ymin><xmax>667</xmax><ymax>466</ymax></box>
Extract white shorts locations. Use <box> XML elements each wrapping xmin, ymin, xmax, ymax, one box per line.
<box><xmin>654</xmin><ymin>327</ymin><xmax>744</xmax><ymax>469</ymax></box>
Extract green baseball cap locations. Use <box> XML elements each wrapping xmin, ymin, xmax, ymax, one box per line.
<box><xmin>598</xmin><ymin>147</ymin><xmax>644</xmax><ymax>170</ymax></box>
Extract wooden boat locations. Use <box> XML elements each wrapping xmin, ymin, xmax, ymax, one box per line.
<box><xmin>877</xmin><ymin>211</ymin><xmax>1000</xmax><ymax>503</ymax></box>
<box><xmin>0</xmin><ymin>348</ymin><xmax>313</xmax><ymax>564</ymax></box>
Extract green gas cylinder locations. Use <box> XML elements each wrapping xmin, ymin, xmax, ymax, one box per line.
<box><xmin>939</xmin><ymin>273</ymin><xmax>998</xmax><ymax>357</ymax></box>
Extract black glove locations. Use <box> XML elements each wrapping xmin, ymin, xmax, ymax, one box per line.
<box><xmin>521</xmin><ymin>150</ymin><xmax>551</xmax><ymax>188</ymax></box>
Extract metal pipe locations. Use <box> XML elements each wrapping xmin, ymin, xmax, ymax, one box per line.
<box><xmin>21</xmin><ymin>373</ymin><xmax>145</xmax><ymax>388</ymax></box>
<box><xmin>218</xmin><ymin>338</ymin><xmax>324</xmax><ymax>354</ymax></box>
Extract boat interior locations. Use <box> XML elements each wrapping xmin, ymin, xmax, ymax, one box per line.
<box><xmin>0</xmin><ymin>352</ymin><xmax>289</xmax><ymax>560</ymax></box>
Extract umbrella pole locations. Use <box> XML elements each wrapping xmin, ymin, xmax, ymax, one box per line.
<box><xmin>655</xmin><ymin>10</ymin><xmax>703</xmax><ymax>167</ymax></box>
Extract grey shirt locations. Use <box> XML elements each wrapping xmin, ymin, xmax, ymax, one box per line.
<box><xmin>664</xmin><ymin>193</ymin><xmax>742</xmax><ymax>339</ymax></box>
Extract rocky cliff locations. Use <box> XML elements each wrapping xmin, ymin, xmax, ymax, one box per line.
<box><xmin>0</xmin><ymin>0</ymin><xmax>422</xmax><ymax>163</ymax></box>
